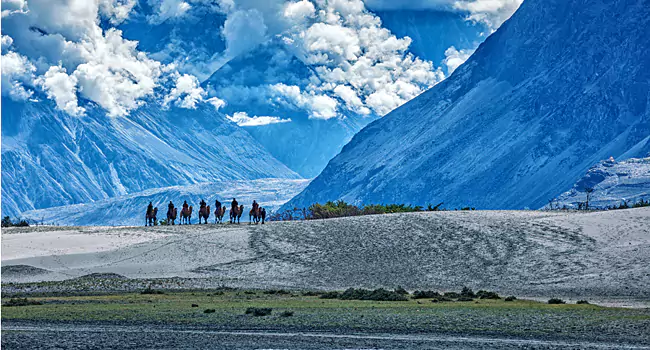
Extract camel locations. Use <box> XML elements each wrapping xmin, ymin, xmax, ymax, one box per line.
<box><xmin>180</xmin><ymin>205</ymin><xmax>193</xmax><ymax>225</ymax></box>
<box><xmin>230</xmin><ymin>205</ymin><xmax>244</xmax><ymax>224</ymax></box>
<box><xmin>199</xmin><ymin>205</ymin><xmax>211</xmax><ymax>224</ymax></box>
<box><xmin>249</xmin><ymin>206</ymin><xmax>260</xmax><ymax>224</ymax></box>
<box><xmin>214</xmin><ymin>206</ymin><xmax>226</xmax><ymax>224</ymax></box>
<box><xmin>167</xmin><ymin>207</ymin><xmax>178</xmax><ymax>225</ymax></box>
<box><xmin>146</xmin><ymin>207</ymin><xmax>158</xmax><ymax>227</ymax></box>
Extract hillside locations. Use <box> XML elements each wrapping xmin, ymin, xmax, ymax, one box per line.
<box><xmin>20</xmin><ymin>178</ymin><xmax>310</xmax><ymax>226</ymax></box>
<box><xmin>3</xmin><ymin>208</ymin><xmax>649</xmax><ymax>299</ymax></box>
<box><xmin>283</xmin><ymin>0</ymin><xmax>650</xmax><ymax>211</ymax></box>
<box><xmin>553</xmin><ymin>156</ymin><xmax>650</xmax><ymax>209</ymax></box>
<box><xmin>1</xmin><ymin>98</ymin><xmax>300</xmax><ymax>217</ymax></box>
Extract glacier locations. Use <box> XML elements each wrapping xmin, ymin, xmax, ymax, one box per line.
<box><xmin>552</xmin><ymin>156</ymin><xmax>650</xmax><ymax>210</ymax></box>
<box><xmin>1</xmin><ymin>97</ymin><xmax>300</xmax><ymax>218</ymax></box>
<box><xmin>283</xmin><ymin>0</ymin><xmax>650</xmax><ymax>211</ymax></box>
<box><xmin>20</xmin><ymin>178</ymin><xmax>310</xmax><ymax>227</ymax></box>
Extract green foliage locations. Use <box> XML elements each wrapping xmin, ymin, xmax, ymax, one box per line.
<box><xmin>263</xmin><ymin>289</ymin><xmax>290</xmax><ymax>295</ymax></box>
<box><xmin>1</xmin><ymin>216</ymin><xmax>30</xmax><ymax>227</ymax></box>
<box><xmin>548</xmin><ymin>298</ymin><xmax>566</xmax><ymax>304</ymax></box>
<box><xmin>476</xmin><ymin>290</ymin><xmax>501</xmax><ymax>299</ymax></box>
<box><xmin>444</xmin><ymin>292</ymin><xmax>461</xmax><ymax>299</ymax></box>
<box><xmin>576</xmin><ymin>300</ymin><xmax>590</xmax><ymax>305</ymax></box>
<box><xmin>245</xmin><ymin>307</ymin><xmax>272</xmax><ymax>316</ymax></box>
<box><xmin>280</xmin><ymin>310</ymin><xmax>295</xmax><ymax>317</ymax></box>
<box><xmin>457</xmin><ymin>297</ymin><xmax>474</xmax><ymax>302</ymax></box>
<box><xmin>3</xmin><ymin>298</ymin><xmax>43</xmax><ymax>307</ymax></box>
<box><xmin>504</xmin><ymin>296</ymin><xmax>517</xmax><ymax>302</ymax></box>
<box><xmin>412</xmin><ymin>290</ymin><xmax>441</xmax><ymax>299</ymax></box>
<box><xmin>141</xmin><ymin>287</ymin><xmax>164</xmax><ymax>295</ymax></box>
<box><xmin>460</xmin><ymin>287</ymin><xmax>475</xmax><ymax>298</ymax></box>
<box><xmin>309</xmin><ymin>201</ymin><xmax>425</xmax><ymax>220</ymax></box>
<box><xmin>203</xmin><ymin>309</ymin><xmax>216</xmax><ymax>313</ymax></box>
<box><xmin>320</xmin><ymin>288</ymin><xmax>408</xmax><ymax>301</ymax></box>
<box><xmin>394</xmin><ymin>286</ymin><xmax>409</xmax><ymax>295</ymax></box>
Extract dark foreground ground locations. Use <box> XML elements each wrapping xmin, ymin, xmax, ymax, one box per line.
<box><xmin>2</xmin><ymin>289</ymin><xmax>649</xmax><ymax>349</ymax></box>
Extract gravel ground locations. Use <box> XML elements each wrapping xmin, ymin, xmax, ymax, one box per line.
<box><xmin>3</xmin><ymin>208</ymin><xmax>650</xmax><ymax>299</ymax></box>
<box><xmin>4</xmin><ymin>322</ymin><xmax>649</xmax><ymax>350</ymax></box>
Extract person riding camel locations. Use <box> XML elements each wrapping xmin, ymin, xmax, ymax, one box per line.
<box><xmin>183</xmin><ymin>200</ymin><xmax>189</xmax><ymax>210</ymax></box>
<box><xmin>252</xmin><ymin>200</ymin><xmax>259</xmax><ymax>211</ymax></box>
<box><xmin>147</xmin><ymin>202</ymin><xmax>154</xmax><ymax>216</ymax></box>
<box><xmin>200</xmin><ymin>199</ymin><xmax>206</xmax><ymax>209</ymax></box>
<box><xmin>168</xmin><ymin>201</ymin><xmax>174</xmax><ymax>212</ymax></box>
<box><xmin>215</xmin><ymin>199</ymin><xmax>221</xmax><ymax>210</ymax></box>
<box><xmin>231</xmin><ymin>198</ymin><xmax>238</xmax><ymax>212</ymax></box>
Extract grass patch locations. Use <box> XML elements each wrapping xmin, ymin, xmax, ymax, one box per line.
<box><xmin>141</xmin><ymin>287</ymin><xmax>164</xmax><ymax>295</ymax></box>
<box><xmin>3</xmin><ymin>298</ymin><xmax>43</xmax><ymax>307</ymax></box>
<box><xmin>245</xmin><ymin>307</ymin><xmax>273</xmax><ymax>317</ymax></box>
<box><xmin>320</xmin><ymin>288</ymin><xmax>408</xmax><ymax>301</ymax></box>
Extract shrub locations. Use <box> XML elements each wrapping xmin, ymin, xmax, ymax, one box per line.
<box><xmin>431</xmin><ymin>297</ymin><xmax>453</xmax><ymax>303</ymax></box>
<box><xmin>504</xmin><ymin>296</ymin><xmax>517</xmax><ymax>302</ymax></box>
<box><xmin>141</xmin><ymin>287</ymin><xmax>164</xmax><ymax>295</ymax></box>
<box><xmin>457</xmin><ymin>297</ymin><xmax>474</xmax><ymax>302</ymax></box>
<box><xmin>394</xmin><ymin>286</ymin><xmax>409</xmax><ymax>295</ymax></box>
<box><xmin>263</xmin><ymin>289</ymin><xmax>290</xmax><ymax>295</ymax></box>
<box><xmin>338</xmin><ymin>288</ymin><xmax>408</xmax><ymax>301</ymax></box>
<box><xmin>548</xmin><ymin>298</ymin><xmax>566</xmax><ymax>304</ymax></box>
<box><xmin>460</xmin><ymin>287</ymin><xmax>475</xmax><ymax>298</ymax></box>
<box><xmin>476</xmin><ymin>290</ymin><xmax>500</xmax><ymax>299</ymax></box>
<box><xmin>245</xmin><ymin>307</ymin><xmax>272</xmax><ymax>316</ymax></box>
<box><xmin>301</xmin><ymin>291</ymin><xmax>320</xmax><ymax>296</ymax></box>
<box><xmin>3</xmin><ymin>298</ymin><xmax>43</xmax><ymax>307</ymax></box>
<box><xmin>412</xmin><ymin>290</ymin><xmax>441</xmax><ymax>299</ymax></box>
<box><xmin>279</xmin><ymin>311</ymin><xmax>294</xmax><ymax>317</ymax></box>
<box><xmin>319</xmin><ymin>291</ymin><xmax>340</xmax><ymax>299</ymax></box>
<box><xmin>576</xmin><ymin>300</ymin><xmax>590</xmax><ymax>305</ymax></box>
<box><xmin>443</xmin><ymin>292</ymin><xmax>461</xmax><ymax>299</ymax></box>
<box><xmin>204</xmin><ymin>309</ymin><xmax>216</xmax><ymax>313</ymax></box>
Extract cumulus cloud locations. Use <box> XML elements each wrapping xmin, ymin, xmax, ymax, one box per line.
<box><xmin>146</xmin><ymin>0</ymin><xmax>192</xmax><ymax>24</ymax></box>
<box><xmin>36</xmin><ymin>65</ymin><xmax>85</xmax><ymax>116</ymax></box>
<box><xmin>227</xmin><ymin>111</ymin><xmax>291</xmax><ymax>126</ymax></box>
<box><xmin>207</xmin><ymin>96</ymin><xmax>227</xmax><ymax>110</ymax></box>
<box><xmin>99</xmin><ymin>0</ymin><xmax>137</xmax><ymax>25</ymax></box>
<box><xmin>1</xmin><ymin>50</ymin><xmax>36</xmax><ymax>101</ymax></box>
<box><xmin>222</xmin><ymin>8</ymin><xmax>268</xmax><ymax>59</ymax></box>
<box><xmin>271</xmin><ymin>83</ymin><xmax>338</xmax><ymax>120</ymax></box>
<box><xmin>163</xmin><ymin>73</ymin><xmax>207</xmax><ymax>109</ymax></box>
<box><xmin>1</xmin><ymin>0</ymin><xmax>27</xmax><ymax>17</ymax></box>
<box><xmin>443</xmin><ymin>46</ymin><xmax>474</xmax><ymax>74</ymax></box>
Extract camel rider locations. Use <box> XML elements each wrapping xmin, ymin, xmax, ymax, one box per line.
<box><xmin>252</xmin><ymin>200</ymin><xmax>259</xmax><ymax>211</ymax></box>
<box><xmin>147</xmin><ymin>202</ymin><xmax>154</xmax><ymax>216</ymax></box>
<box><xmin>183</xmin><ymin>201</ymin><xmax>189</xmax><ymax>210</ymax></box>
<box><xmin>168</xmin><ymin>201</ymin><xmax>174</xmax><ymax>211</ymax></box>
<box><xmin>231</xmin><ymin>198</ymin><xmax>238</xmax><ymax>212</ymax></box>
<box><xmin>215</xmin><ymin>199</ymin><xmax>222</xmax><ymax>210</ymax></box>
<box><xmin>200</xmin><ymin>199</ymin><xmax>206</xmax><ymax>208</ymax></box>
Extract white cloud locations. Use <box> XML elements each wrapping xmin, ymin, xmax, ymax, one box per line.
<box><xmin>1</xmin><ymin>50</ymin><xmax>36</xmax><ymax>101</ymax></box>
<box><xmin>227</xmin><ymin>111</ymin><xmax>291</xmax><ymax>126</ymax></box>
<box><xmin>207</xmin><ymin>96</ymin><xmax>227</xmax><ymax>110</ymax></box>
<box><xmin>443</xmin><ymin>46</ymin><xmax>474</xmax><ymax>74</ymax></box>
<box><xmin>283</xmin><ymin>0</ymin><xmax>315</xmax><ymax>23</ymax></box>
<box><xmin>164</xmin><ymin>73</ymin><xmax>207</xmax><ymax>109</ymax></box>
<box><xmin>1</xmin><ymin>0</ymin><xmax>27</xmax><ymax>18</ymax></box>
<box><xmin>36</xmin><ymin>65</ymin><xmax>85</xmax><ymax>116</ymax></box>
<box><xmin>271</xmin><ymin>83</ymin><xmax>338</xmax><ymax>120</ymax></box>
<box><xmin>222</xmin><ymin>8</ymin><xmax>269</xmax><ymax>59</ymax></box>
<box><xmin>147</xmin><ymin>0</ymin><xmax>192</xmax><ymax>24</ymax></box>
<box><xmin>99</xmin><ymin>0</ymin><xmax>137</xmax><ymax>25</ymax></box>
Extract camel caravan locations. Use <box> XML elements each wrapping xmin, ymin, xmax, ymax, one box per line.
<box><xmin>145</xmin><ymin>198</ymin><xmax>266</xmax><ymax>226</ymax></box>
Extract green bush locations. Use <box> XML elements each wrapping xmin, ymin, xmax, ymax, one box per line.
<box><xmin>460</xmin><ymin>287</ymin><xmax>475</xmax><ymax>298</ymax></box>
<box><xmin>576</xmin><ymin>300</ymin><xmax>590</xmax><ymax>305</ymax></box>
<box><xmin>412</xmin><ymin>290</ymin><xmax>441</xmax><ymax>299</ymax></box>
<box><xmin>457</xmin><ymin>297</ymin><xmax>474</xmax><ymax>302</ymax></box>
<box><xmin>321</xmin><ymin>288</ymin><xmax>408</xmax><ymax>301</ymax></box>
<box><xmin>394</xmin><ymin>286</ymin><xmax>409</xmax><ymax>295</ymax></box>
<box><xmin>245</xmin><ymin>307</ymin><xmax>272</xmax><ymax>316</ymax></box>
<box><xmin>548</xmin><ymin>298</ymin><xmax>566</xmax><ymax>304</ymax></box>
<box><xmin>141</xmin><ymin>287</ymin><xmax>164</xmax><ymax>295</ymax></box>
<box><xmin>319</xmin><ymin>291</ymin><xmax>340</xmax><ymax>299</ymax></box>
<box><xmin>204</xmin><ymin>309</ymin><xmax>216</xmax><ymax>313</ymax></box>
<box><xmin>279</xmin><ymin>311</ymin><xmax>294</xmax><ymax>317</ymax></box>
<box><xmin>431</xmin><ymin>297</ymin><xmax>453</xmax><ymax>303</ymax></box>
<box><xmin>476</xmin><ymin>290</ymin><xmax>500</xmax><ymax>299</ymax></box>
<box><xmin>263</xmin><ymin>289</ymin><xmax>290</xmax><ymax>295</ymax></box>
<box><xmin>3</xmin><ymin>298</ymin><xmax>43</xmax><ymax>307</ymax></box>
<box><xmin>443</xmin><ymin>292</ymin><xmax>461</xmax><ymax>299</ymax></box>
<box><xmin>504</xmin><ymin>296</ymin><xmax>517</xmax><ymax>302</ymax></box>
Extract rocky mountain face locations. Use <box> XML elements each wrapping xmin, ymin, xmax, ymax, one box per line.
<box><xmin>1</xmin><ymin>97</ymin><xmax>299</xmax><ymax>217</ymax></box>
<box><xmin>283</xmin><ymin>0</ymin><xmax>650</xmax><ymax>210</ymax></box>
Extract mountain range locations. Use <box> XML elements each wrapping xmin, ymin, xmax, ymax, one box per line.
<box><xmin>283</xmin><ymin>0</ymin><xmax>650</xmax><ymax>211</ymax></box>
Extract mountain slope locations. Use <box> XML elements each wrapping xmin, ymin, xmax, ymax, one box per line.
<box><xmin>284</xmin><ymin>0</ymin><xmax>650</xmax><ymax>210</ymax></box>
<box><xmin>21</xmin><ymin>178</ymin><xmax>310</xmax><ymax>226</ymax></box>
<box><xmin>1</xmin><ymin>97</ymin><xmax>299</xmax><ymax>218</ymax></box>
<box><xmin>552</xmin><ymin>156</ymin><xmax>650</xmax><ymax>209</ymax></box>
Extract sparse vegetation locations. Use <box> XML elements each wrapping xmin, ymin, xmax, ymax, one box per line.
<box><xmin>203</xmin><ymin>308</ymin><xmax>216</xmax><ymax>313</ymax></box>
<box><xmin>505</xmin><ymin>296</ymin><xmax>517</xmax><ymax>302</ymax></box>
<box><xmin>577</xmin><ymin>300</ymin><xmax>590</xmax><ymax>305</ymax></box>
<box><xmin>412</xmin><ymin>290</ymin><xmax>441</xmax><ymax>299</ymax></box>
<box><xmin>3</xmin><ymin>298</ymin><xmax>43</xmax><ymax>307</ymax></box>
<box><xmin>263</xmin><ymin>289</ymin><xmax>290</xmax><ymax>295</ymax></box>
<box><xmin>320</xmin><ymin>288</ymin><xmax>408</xmax><ymax>301</ymax></box>
<box><xmin>279</xmin><ymin>310</ymin><xmax>294</xmax><ymax>317</ymax></box>
<box><xmin>141</xmin><ymin>287</ymin><xmax>164</xmax><ymax>295</ymax></box>
<box><xmin>245</xmin><ymin>307</ymin><xmax>272</xmax><ymax>317</ymax></box>
<box><xmin>1</xmin><ymin>216</ymin><xmax>30</xmax><ymax>228</ymax></box>
<box><xmin>548</xmin><ymin>298</ymin><xmax>566</xmax><ymax>304</ymax></box>
<box><xmin>476</xmin><ymin>290</ymin><xmax>500</xmax><ymax>299</ymax></box>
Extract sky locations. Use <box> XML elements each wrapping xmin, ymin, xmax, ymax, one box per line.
<box><xmin>1</xmin><ymin>0</ymin><xmax>522</xmax><ymax>125</ymax></box>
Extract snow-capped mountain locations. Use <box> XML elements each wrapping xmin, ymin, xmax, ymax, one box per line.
<box><xmin>552</xmin><ymin>156</ymin><xmax>650</xmax><ymax>210</ymax></box>
<box><xmin>284</xmin><ymin>0</ymin><xmax>650</xmax><ymax>211</ymax></box>
<box><xmin>1</xmin><ymin>97</ymin><xmax>300</xmax><ymax>218</ymax></box>
<box><xmin>20</xmin><ymin>178</ymin><xmax>310</xmax><ymax>226</ymax></box>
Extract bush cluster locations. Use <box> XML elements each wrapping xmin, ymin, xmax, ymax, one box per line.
<box><xmin>320</xmin><ymin>288</ymin><xmax>408</xmax><ymax>301</ymax></box>
<box><xmin>141</xmin><ymin>287</ymin><xmax>164</xmax><ymax>295</ymax></box>
<box><xmin>504</xmin><ymin>296</ymin><xmax>517</xmax><ymax>302</ymax></box>
<box><xmin>548</xmin><ymin>298</ymin><xmax>566</xmax><ymax>304</ymax></box>
<box><xmin>3</xmin><ymin>298</ymin><xmax>43</xmax><ymax>307</ymax></box>
<box><xmin>576</xmin><ymin>300</ymin><xmax>590</xmax><ymax>305</ymax></box>
<box><xmin>1</xmin><ymin>216</ymin><xmax>30</xmax><ymax>228</ymax></box>
<box><xmin>412</xmin><ymin>290</ymin><xmax>441</xmax><ymax>299</ymax></box>
<box><xmin>245</xmin><ymin>307</ymin><xmax>273</xmax><ymax>316</ymax></box>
